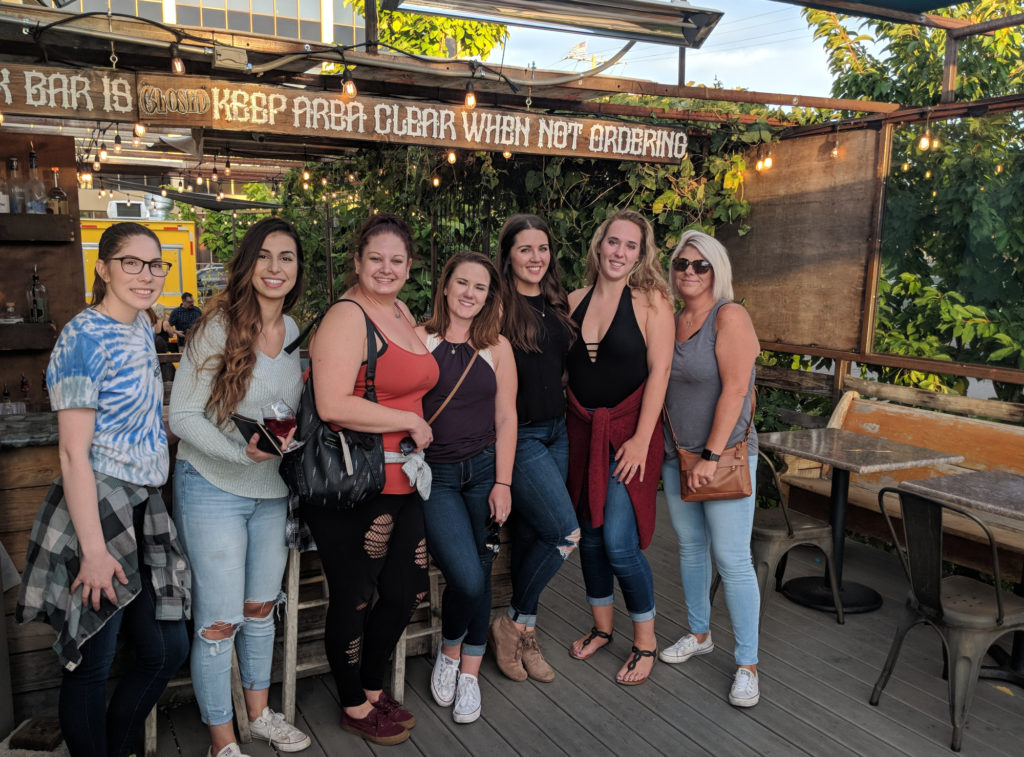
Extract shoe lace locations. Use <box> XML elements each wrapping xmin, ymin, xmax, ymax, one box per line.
<box><xmin>522</xmin><ymin>633</ymin><xmax>541</xmax><ymax>654</ymax></box>
<box><xmin>512</xmin><ymin>634</ymin><xmax>525</xmax><ymax>663</ymax></box>
<box><xmin>455</xmin><ymin>678</ymin><xmax>479</xmax><ymax>709</ymax></box>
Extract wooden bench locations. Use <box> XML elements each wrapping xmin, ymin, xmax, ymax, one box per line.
<box><xmin>780</xmin><ymin>390</ymin><xmax>1024</xmax><ymax>577</ymax></box>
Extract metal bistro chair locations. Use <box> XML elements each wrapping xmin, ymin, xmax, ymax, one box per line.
<box><xmin>870</xmin><ymin>487</ymin><xmax>1024</xmax><ymax>752</ymax></box>
<box><xmin>711</xmin><ymin>450</ymin><xmax>844</xmax><ymax>623</ymax></box>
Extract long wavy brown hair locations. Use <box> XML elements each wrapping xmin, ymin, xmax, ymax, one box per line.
<box><xmin>421</xmin><ymin>251</ymin><xmax>502</xmax><ymax>349</ymax></box>
<box><xmin>187</xmin><ymin>217</ymin><xmax>305</xmax><ymax>425</ymax></box>
<box><xmin>497</xmin><ymin>214</ymin><xmax>576</xmax><ymax>352</ymax></box>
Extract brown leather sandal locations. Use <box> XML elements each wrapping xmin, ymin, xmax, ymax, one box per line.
<box><xmin>616</xmin><ymin>646</ymin><xmax>657</xmax><ymax>686</ymax></box>
<box><xmin>569</xmin><ymin>626</ymin><xmax>613</xmax><ymax>660</ymax></box>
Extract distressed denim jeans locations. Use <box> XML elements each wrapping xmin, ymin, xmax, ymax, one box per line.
<box><xmin>172</xmin><ymin>459</ymin><xmax>288</xmax><ymax>726</ymax></box>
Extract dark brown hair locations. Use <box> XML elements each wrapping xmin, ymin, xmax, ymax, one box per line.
<box><xmin>497</xmin><ymin>214</ymin><xmax>575</xmax><ymax>352</ymax></box>
<box><xmin>421</xmin><ymin>251</ymin><xmax>502</xmax><ymax>349</ymax></box>
<box><xmin>91</xmin><ymin>222</ymin><xmax>161</xmax><ymax>306</ymax></box>
<box><xmin>188</xmin><ymin>217</ymin><xmax>305</xmax><ymax>425</ymax></box>
<box><xmin>343</xmin><ymin>212</ymin><xmax>415</xmax><ymax>290</ymax></box>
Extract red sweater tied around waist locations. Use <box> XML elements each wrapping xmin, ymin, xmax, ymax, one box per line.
<box><xmin>566</xmin><ymin>382</ymin><xmax>664</xmax><ymax>550</ymax></box>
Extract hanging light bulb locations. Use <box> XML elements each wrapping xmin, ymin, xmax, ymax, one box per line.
<box><xmin>464</xmin><ymin>81</ymin><xmax>476</xmax><ymax>110</ymax></box>
<box><xmin>447</xmin><ymin>150</ymin><xmax>457</xmax><ymax>164</ymax></box>
<box><xmin>132</xmin><ymin>133</ymin><xmax>140</xmax><ymax>147</ymax></box>
<box><xmin>113</xmin><ymin>133</ymin><xmax>122</xmax><ymax>153</ymax></box>
<box><xmin>217</xmin><ymin>191</ymin><xmax>224</xmax><ymax>201</ymax></box>
<box><xmin>99</xmin><ymin>143</ymin><xmax>108</xmax><ymax>162</ymax></box>
<box><xmin>930</xmin><ymin>135</ymin><xmax>941</xmax><ymax>150</ymax></box>
<box><xmin>212</xmin><ymin>165</ymin><xmax>219</xmax><ymax>182</ymax></box>
<box><xmin>134</xmin><ymin>122</ymin><xmax>146</xmax><ymax>138</ymax></box>
<box><xmin>0</xmin><ymin>110</ymin><xmax>4</xmax><ymax>126</ymax></box>
<box><xmin>99</xmin><ymin>187</ymin><xmax>107</xmax><ymax>198</ymax></box>
<box><xmin>170</xmin><ymin>43</ymin><xmax>185</xmax><ymax>75</ymax></box>
<box><xmin>321</xmin><ymin>176</ymin><xmax>328</xmax><ymax>186</ymax></box>
<box><xmin>755</xmin><ymin>158</ymin><xmax>764</xmax><ymax>172</ymax></box>
<box><xmin>432</xmin><ymin>175</ymin><xmax>440</xmax><ymax>187</ymax></box>
<box><xmin>901</xmin><ymin>162</ymin><xmax>910</xmax><ymax>172</ymax></box>
<box><xmin>830</xmin><ymin>134</ymin><xmax>839</xmax><ymax>159</ymax></box>
<box><xmin>342</xmin><ymin>68</ymin><xmax>357</xmax><ymax>98</ymax></box>
<box><xmin>924</xmin><ymin>169</ymin><xmax>932</xmax><ymax>179</ymax></box>
<box><xmin>80</xmin><ymin>171</ymin><xmax>92</xmax><ymax>184</ymax></box>
<box><xmin>196</xmin><ymin>173</ymin><xmax>204</xmax><ymax>186</ymax></box>
<box><xmin>918</xmin><ymin>130</ymin><xmax>931</xmax><ymax>151</ymax></box>
<box><xmin>302</xmin><ymin>180</ymin><xmax>309</xmax><ymax>190</ymax></box>
<box><xmin>93</xmin><ymin>154</ymin><xmax>101</xmax><ymax>171</ymax></box>
<box><xmin>996</xmin><ymin>164</ymin><xmax>1004</xmax><ymax>174</ymax></box>
<box><xmin>502</xmin><ymin>150</ymin><xmax>512</xmax><ymax>159</ymax></box>
<box><xmin>161</xmin><ymin>187</ymin><xmax>167</xmax><ymax>197</ymax></box>
<box><xmin>763</xmin><ymin>154</ymin><xmax>773</xmax><ymax>170</ymax></box>
<box><xmin>224</xmin><ymin>150</ymin><xmax>232</xmax><ymax>177</ymax></box>
<box><xmin>302</xmin><ymin>167</ymin><xmax>311</xmax><ymax>181</ymax></box>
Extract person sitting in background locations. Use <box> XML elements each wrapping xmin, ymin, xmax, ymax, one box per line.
<box><xmin>415</xmin><ymin>251</ymin><xmax>517</xmax><ymax>725</ymax></box>
<box><xmin>169</xmin><ymin>291</ymin><xmax>202</xmax><ymax>342</ymax></box>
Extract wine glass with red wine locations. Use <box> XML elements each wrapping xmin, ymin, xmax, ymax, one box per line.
<box><xmin>261</xmin><ymin>399</ymin><xmax>301</xmax><ymax>452</ymax></box>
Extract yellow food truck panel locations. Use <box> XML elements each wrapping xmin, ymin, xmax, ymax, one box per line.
<box><xmin>81</xmin><ymin>220</ymin><xmax>197</xmax><ymax>310</ymax></box>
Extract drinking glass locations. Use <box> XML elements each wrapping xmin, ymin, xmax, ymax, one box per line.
<box><xmin>261</xmin><ymin>399</ymin><xmax>301</xmax><ymax>452</ymax></box>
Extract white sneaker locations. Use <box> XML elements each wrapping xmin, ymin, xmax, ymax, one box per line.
<box><xmin>206</xmin><ymin>744</ymin><xmax>250</xmax><ymax>757</ymax></box>
<box><xmin>659</xmin><ymin>633</ymin><xmax>714</xmax><ymax>664</ymax></box>
<box><xmin>728</xmin><ymin>668</ymin><xmax>760</xmax><ymax>707</ymax></box>
<box><xmin>452</xmin><ymin>673</ymin><xmax>481</xmax><ymax>724</ymax></box>
<box><xmin>431</xmin><ymin>648</ymin><xmax>460</xmax><ymax>707</ymax></box>
<box><xmin>249</xmin><ymin>706</ymin><xmax>312</xmax><ymax>752</ymax></box>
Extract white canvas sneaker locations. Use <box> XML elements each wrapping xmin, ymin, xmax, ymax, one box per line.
<box><xmin>431</xmin><ymin>648</ymin><xmax>460</xmax><ymax>707</ymax></box>
<box><xmin>452</xmin><ymin>673</ymin><xmax>482</xmax><ymax>724</ymax></box>
<box><xmin>659</xmin><ymin>633</ymin><xmax>715</xmax><ymax>664</ymax></box>
<box><xmin>206</xmin><ymin>743</ymin><xmax>250</xmax><ymax>757</ymax></box>
<box><xmin>728</xmin><ymin>668</ymin><xmax>760</xmax><ymax>707</ymax></box>
<box><xmin>249</xmin><ymin>706</ymin><xmax>312</xmax><ymax>752</ymax></box>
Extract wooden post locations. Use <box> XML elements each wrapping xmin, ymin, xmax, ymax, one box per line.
<box><xmin>678</xmin><ymin>47</ymin><xmax>686</xmax><ymax>86</ymax></box>
<box><xmin>834</xmin><ymin>360</ymin><xmax>850</xmax><ymax>404</ymax></box>
<box><xmin>366</xmin><ymin>1</ymin><xmax>378</xmax><ymax>55</ymax></box>
<box><xmin>941</xmin><ymin>32</ymin><xmax>958</xmax><ymax>103</ymax></box>
<box><xmin>324</xmin><ymin>199</ymin><xmax>334</xmax><ymax>303</ymax></box>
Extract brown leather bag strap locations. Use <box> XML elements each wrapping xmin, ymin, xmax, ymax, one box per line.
<box><xmin>427</xmin><ymin>349</ymin><xmax>480</xmax><ymax>425</ymax></box>
<box><xmin>664</xmin><ymin>385</ymin><xmax>757</xmax><ymax>449</ymax></box>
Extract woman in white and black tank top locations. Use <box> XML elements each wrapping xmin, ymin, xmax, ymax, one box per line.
<box><xmin>658</xmin><ymin>230</ymin><xmax>763</xmax><ymax>709</ymax></box>
<box><xmin>415</xmin><ymin>252</ymin><xmax>517</xmax><ymax>725</ymax></box>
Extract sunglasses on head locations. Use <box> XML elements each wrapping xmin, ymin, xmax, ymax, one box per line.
<box><xmin>672</xmin><ymin>257</ymin><xmax>713</xmax><ymax>275</ymax></box>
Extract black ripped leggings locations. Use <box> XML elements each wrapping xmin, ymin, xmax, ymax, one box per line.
<box><xmin>301</xmin><ymin>491</ymin><xmax>428</xmax><ymax>707</ymax></box>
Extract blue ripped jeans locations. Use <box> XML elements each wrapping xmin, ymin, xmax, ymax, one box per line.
<box><xmin>508</xmin><ymin>418</ymin><xmax>580</xmax><ymax>627</ymax></box>
<box><xmin>423</xmin><ymin>446</ymin><xmax>496</xmax><ymax>657</ymax></box>
<box><xmin>173</xmin><ymin>460</ymin><xmax>288</xmax><ymax>726</ymax></box>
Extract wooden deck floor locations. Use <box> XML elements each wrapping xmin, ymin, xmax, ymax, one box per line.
<box><xmin>153</xmin><ymin>501</ymin><xmax>1024</xmax><ymax>757</ymax></box>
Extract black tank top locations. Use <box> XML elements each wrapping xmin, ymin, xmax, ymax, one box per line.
<box><xmin>512</xmin><ymin>294</ymin><xmax>571</xmax><ymax>423</ymax></box>
<box><xmin>568</xmin><ymin>286</ymin><xmax>648</xmax><ymax>408</ymax></box>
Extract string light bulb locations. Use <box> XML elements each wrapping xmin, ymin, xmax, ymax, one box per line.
<box><xmin>432</xmin><ymin>175</ymin><xmax>440</xmax><ymax>187</ymax></box>
<box><xmin>0</xmin><ymin>110</ymin><xmax>4</xmax><ymax>126</ymax></box>
<box><xmin>830</xmin><ymin>133</ymin><xmax>839</xmax><ymax>159</ymax></box>
<box><xmin>161</xmin><ymin>187</ymin><xmax>167</xmax><ymax>197</ymax></box>
<box><xmin>224</xmin><ymin>151</ymin><xmax>231</xmax><ymax>177</ymax></box>
<box><xmin>755</xmin><ymin>158</ymin><xmax>764</xmax><ymax>171</ymax></box>
<box><xmin>464</xmin><ymin>81</ymin><xmax>476</xmax><ymax>110</ymax></box>
<box><xmin>196</xmin><ymin>173</ymin><xmax>203</xmax><ymax>186</ymax></box>
<box><xmin>93</xmin><ymin>154</ymin><xmax>101</xmax><ymax>171</ymax></box>
<box><xmin>502</xmin><ymin>150</ymin><xmax>511</xmax><ymax>159</ymax></box>
<box><xmin>447</xmin><ymin>150</ymin><xmax>457</xmax><ymax>164</ymax></box>
<box><xmin>302</xmin><ymin>167</ymin><xmax>311</xmax><ymax>181</ymax></box>
<box><xmin>930</xmin><ymin>135</ymin><xmax>941</xmax><ymax>150</ymax></box>
<box><xmin>99</xmin><ymin>143</ymin><xmax>108</xmax><ymax>162</ymax></box>
<box><xmin>134</xmin><ymin>122</ymin><xmax>146</xmax><ymax>138</ymax></box>
<box><xmin>901</xmin><ymin>162</ymin><xmax>910</xmax><ymax>172</ymax></box>
<box><xmin>924</xmin><ymin>169</ymin><xmax>932</xmax><ymax>179</ymax></box>
<box><xmin>170</xmin><ymin>43</ymin><xmax>185</xmax><ymax>75</ymax></box>
<box><xmin>996</xmin><ymin>164</ymin><xmax>1004</xmax><ymax>174</ymax></box>
<box><xmin>212</xmin><ymin>165</ymin><xmax>219</xmax><ymax>182</ymax></box>
<box><xmin>113</xmin><ymin>133</ymin><xmax>122</xmax><ymax>153</ymax></box>
<box><xmin>302</xmin><ymin>180</ymin><xmax>309</xmax><ymax>190</ymax></box>
<box><xmin>217</xmin><ymin>191</ymin><xmax>224</xmax><ymax>201</ymax></box>
<box><xmin>342</xmin><ymin>68</ymin><xmax>357</xmax><ymax>98</ymax></box>
<box><xmin>918</xmin><ymin>130</ymin><xmax>931</xmax><ymax>151</ymax></box>
<box><xmin>763</xmin><ymin>154</ymin><xmax>773</xmax><ymax>170</ymax></box>
<box><xmin>321</xmin><ymin>177</ymin><xmax>328</xmax><ymax>186</ymax></box>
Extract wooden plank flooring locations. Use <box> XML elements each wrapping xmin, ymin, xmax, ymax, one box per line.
<box><xmin>155</xmin><ymin>499</ymin><xmax>1024</xmax><ymax>756</ymax></box>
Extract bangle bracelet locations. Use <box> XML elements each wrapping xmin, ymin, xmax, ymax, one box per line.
<box><xmin>495</xmin><ymin>481</ymin><xmax>511</xmax><ymax>487</ymax></box>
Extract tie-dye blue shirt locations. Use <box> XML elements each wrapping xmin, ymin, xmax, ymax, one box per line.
<box><xmin>47</xmin><ymin>308</ymin><xmax>168</xmax><ymax>487</ymax></box>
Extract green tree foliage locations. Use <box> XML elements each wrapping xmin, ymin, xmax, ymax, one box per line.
<box><xmin>346</xmin><ymin>1</ymin><xmax>507</xmax><ymax>58</ymax></box>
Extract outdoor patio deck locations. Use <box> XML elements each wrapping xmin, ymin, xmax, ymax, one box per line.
<box><xmin>151</xmin><ymin>500</ymin><xmax>1024</xmax><ymax>757</ymax></box>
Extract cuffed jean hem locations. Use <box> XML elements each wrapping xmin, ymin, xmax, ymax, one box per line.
<box><xmin>586</xmin><ymin>594</ymin><xmax>615</xmax><ymax>607</ymax></box>
<box><xmin>507</xmin><ymin>607</ymin><xmax>537</xmax><ymax>628</ymax></box>
<box><xmin>443</xmin><ymin>632</ymin><xmax>468</xmax><ymax>649</ymax></box>
<box><xmin>463</xmin><ymin>643</ymin><xmax>486</xmax><ymax>657</ymax></box>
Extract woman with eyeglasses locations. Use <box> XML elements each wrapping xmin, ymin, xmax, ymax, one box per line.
<box><xmin>658</xmin><ymin>230</ymin><xmax>762</xmax><ymax>708</ymax></box>
<box><xmin>413</xmin><ymin>251</ymin><xmax>517</xmax><ymax>725</ymax></box>
<box><xmin>169</xmin><ymin>218</ymin><xmax>311</xmax><ymax>757</ymax></box>
<box><xmin>489</xmin><ymin>214</ymin><xmax>580</xmax><ymax>685</ymax></box>
<box><xmin>17</xmin><ymin>222</ymin><xmax>190</xmax><ymax>757</ymax></box>
<box><xmin>301</xmin><ymin>212</ymin><xmax>438</xmax><ymax>747</ymax></box>
<box><xmin>566</xmin><ymin>209</ymin><xmax>674</xmax><ymax>686</ymax></box>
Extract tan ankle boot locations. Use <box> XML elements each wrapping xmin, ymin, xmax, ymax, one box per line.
<box><xmin>488</xmin><ymin>615</ymin><xmax>527</xmax><ymax>682</ymax></box>
<box><xmin>521</xmin><ymin>630</ymin><xmax>555</xmax><ymax>683</ymax></box>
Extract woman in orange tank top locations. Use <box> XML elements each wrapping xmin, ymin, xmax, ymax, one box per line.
<box><xmin>302</xmin><ymin>213</ymin><xmax>439</xmax><ymax>747</ymax></box>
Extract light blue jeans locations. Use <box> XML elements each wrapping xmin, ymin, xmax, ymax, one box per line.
<box><xmin>662</xmin><ymin>456</ymin><xmax>760</xmax><ymax>666</ymax></box>
<box><xmin>172</xmin><ymin>460</ymin><xmax>288</xmax><ymax>726</ymax></box>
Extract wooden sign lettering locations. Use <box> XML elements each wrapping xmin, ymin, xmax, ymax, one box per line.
<box><xmin>0</xmin><ymin>64</ymin><xmax>688</xmax><ymax>163</ymax></box>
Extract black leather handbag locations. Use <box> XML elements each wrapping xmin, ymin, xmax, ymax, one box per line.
<box><xmin>280</xmin><ymin>301</ymin><xmax>386</xmax><ymax>510</ymax></box>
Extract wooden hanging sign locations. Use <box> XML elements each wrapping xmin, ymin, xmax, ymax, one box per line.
<box><xmin>0</xmin><ymin>63</ymin><xmax>688</xmax><ymax>163</ymax></box>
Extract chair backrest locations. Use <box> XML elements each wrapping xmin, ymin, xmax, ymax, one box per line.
<box><xmin>878</xmin><ymin>487</ymin><xmax>1007</xmax><ymax>623</ymax></box>
<box><xmin>758</xmin><ymin>450</ymin><xmax>794</xmax><ymax>537</ymax></box>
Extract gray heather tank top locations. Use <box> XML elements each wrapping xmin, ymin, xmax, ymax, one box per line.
<box><xmin>663</xmin><ymin>299</ymin><xmax>757</xmax><ymax>458</ymax></box>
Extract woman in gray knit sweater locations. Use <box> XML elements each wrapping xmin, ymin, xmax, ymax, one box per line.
<box><xmin>169</xmin><ymin>218</ymin><xmax>311</xmax><ymax>757</ymax></box>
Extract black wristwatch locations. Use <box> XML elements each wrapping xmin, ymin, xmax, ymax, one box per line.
<box><xmin>701</xmin><ymin>448</ymin><xmax>720</xmax><ymax>462</ymax></box>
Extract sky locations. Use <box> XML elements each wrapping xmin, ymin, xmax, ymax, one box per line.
<box><xmin>482</xmin><ymin>0</ymin><xmax>838</xmax><ymax>98</ymax></box>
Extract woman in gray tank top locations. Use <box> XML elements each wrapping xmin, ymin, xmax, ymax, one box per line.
<box><xmin>658</xmin><ymin>230</ymin><xmax>763</xmax><ymax>709</ymax></box>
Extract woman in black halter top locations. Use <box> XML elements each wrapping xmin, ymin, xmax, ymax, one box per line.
<box><xmin>565</xmin><ymin>209</ymin><xmax>674</xmax><ymax>686</ymax></box>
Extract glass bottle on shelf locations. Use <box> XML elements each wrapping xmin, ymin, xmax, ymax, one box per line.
<box><xmin>26</xmin><ymin>265</ymin><xmax>49</xmax><ymax>323</ymax></box>
<box><xmin>0</xmin><ymin>162</ymin><xmax>10</xmax><ymax>213</ymax></box>
<box><xmin>0</xmin><ymin>302</ymin><xmax>23</xmax><ymax>324</ymax></box>
<box><xmin>41</xmin><ymin>371</ymin><xmax>49</xmax><ymax>409</ymax></box>
<box><xmin>7</xmin><ymin>157</ymin><xmax>25</xmax><ymax>214</ymax></box>
<box><xmin>1</xmin><ymin>385</ymin><xmax>11</xmax><ymax>412</ymax></box>
<box><xmin>46</xmin><ymin>167</ymin><xmax>69</xmax><ymax>215</ymax></box>
<box><xmin>19</xmin><ymin>374</ymin><xmax>29</xmax><ymax>403</ymax></box>
<box><xmin>26</xmin><ymin>146</ymin><xmax>47</xmax><ymax>214</ymax></box>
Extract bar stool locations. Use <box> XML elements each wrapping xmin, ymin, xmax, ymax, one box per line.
<box><xmin>281</xmin><ymin>548</ymin><xmax>331</xmax><ymax>722</ymax></box>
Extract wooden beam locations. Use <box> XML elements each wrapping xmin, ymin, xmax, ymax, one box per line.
<box><xmin>754</xmin><ymin>365</ymin><xmax>833</xmax><ymax>396</ymax></box>
<box><xmin>941</xmin><ymin>32</ymin><xmax>958</xmax><ymax>104</ymax></box>
<box><xmin>785</xmin><ymin>1</ymin><xmax>964</xmax><ymax>30</ymax></box>
<box><xmin>842</xmin><ymin>375</ymin><xmax>1024</xmax><ymax>423</ymax></box>
<box><xmin>947</xmin><ymin>12</ymin><xmax>1024</xmax><ymax>39</ymax></box>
